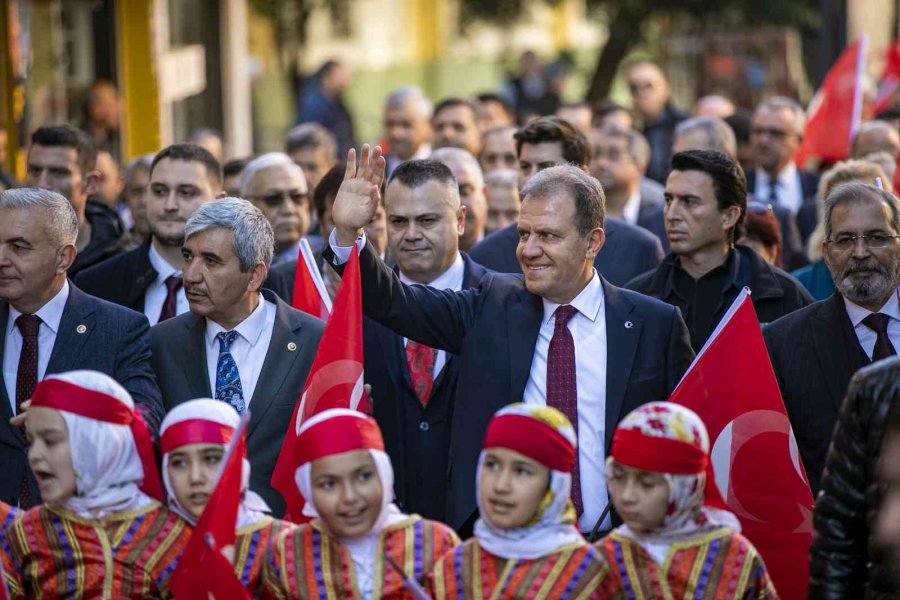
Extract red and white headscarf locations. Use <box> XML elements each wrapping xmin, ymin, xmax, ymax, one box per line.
<box><xmin>474</xmin><ymin>403</ymin><xmax>586</xmax><ymax>560</ymax></box>
<box><xmin>29</xmin><ymin>370</ymin><xmax>163</xmax><ymax>518</ymax></box>
<box><xmin>160</xmin><ymin>398</ymin><xmax>270</xmax><ymax>528</ymax></box>
<box><xmin>608</xmin><ymin>402</ymin><xmax>739</xmax><ymax>563</ymax></box>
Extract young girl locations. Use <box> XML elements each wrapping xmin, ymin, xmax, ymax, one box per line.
<box><xmin>161</xmin><ymin>398</ymin><xmax>294</xmax><ymax>596</ymax></box>
<box><xmin>430</xmin><ymin>403</ymin><xmax>618</xmax><ymax>599</ymax></box>
<box><xmin>5</xmin><ymin>370</ymin><xmax>190</xmax><ymax>599</ymax></box>
<box><xmin>597</xmin><ymin>402</ymin><xmax>778</xmax><ymax>599</ymax></box>
<box><xmin>261</xmin><ymin>408</ymin><xmax>460</xmax><ymax>599</ymax></box>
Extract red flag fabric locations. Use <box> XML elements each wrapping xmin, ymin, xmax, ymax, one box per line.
<box><xmin>291</xmin><ymin>239</ymin><xmax>331</xmax><ymax>320</ymax></box>
<box><xmin>170</xmin><ymin>417</ymin><xmax>251</xmax><ymax>600</ymax></box>
<box><xmin>796</xmin><ymin>36</ymin><xmax>868</xmax><ymax>168</ymax></box>
<box><xmin>271</xmin><ymin>244</ymin><xmax>371</xmax><ymax>522</ymax></box>
<box><xmin>670</xmin><ymin>288</ymin><xmax>815</xmax><ymax>600</ymax></box>
<box><xmin>873</xmin><ymin>40</ymin><xmax>900</xmax><ymax>115</ymax></box>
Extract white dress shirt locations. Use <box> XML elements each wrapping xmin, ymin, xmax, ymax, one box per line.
<box><xmin>621</xmin><ymin>191</ymin><xmax>642</xmax><ymax>226</ymax></box>
<box><xmin>205</xmin><ymin>294</ymin><xmax>276</xmax><ymax>407</ymax></box>
<box><xmin>844</xmin><ymin>287</ymin><xmax>900</xmax><ymax>360</ymax></box>
<box><xmin>386</xmin><ymin>143</ymin><xmax>432</xmax><ymax>179</ymax></box>
<box><xmin>144</xmin><ymin>242</ymin><xmax>189</xmax><ymax>326</ymax></box>
<box><xmin>754</xmin><ymin>163</ymin><xmax>804</xmax><ymax>214</ymax></box>
<box><xmin>4</xmin><ymin>281</ymin><xmax>70</xmax><ymax>412</ymax></box>
<box><xmin>399</xmin><ymin>252</ymin><xmax>465</xmax><ymax>378</ymax></box>
<box><xmin>522</xmin><ymin>271</ymin><xmax>609</xmax><ymax>533</ymax></box>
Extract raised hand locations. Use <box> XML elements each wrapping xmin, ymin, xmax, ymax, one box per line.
<box><xmin>332</xmin><ymin>144</ymin><xmax>386</xmax><ymax>246</ymax></box>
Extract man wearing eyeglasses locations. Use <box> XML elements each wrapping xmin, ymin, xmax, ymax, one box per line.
<box><xmin>240</xmin><ymin>152</ymin><xmax>312</xmax><ymax>265</ymax></box>
<box><xmin>764</xmin><ymin>182</ymin><xmax>900</xmax><ymax>495</ymax></box>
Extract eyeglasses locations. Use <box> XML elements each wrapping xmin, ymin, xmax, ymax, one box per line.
<box><xmin>251</xmin><ymin>189</ymin><xmax>308</xmax><ymax>208</ymax></box>
<box><xmin>824</xmin><ymin>233</ymin><xmax>900</xmax><ymax>251</ymax></box>
<box><xmin>750</xmin><ymin>127</ymin><xmax>792</xmax><ymax>140</ymax></box>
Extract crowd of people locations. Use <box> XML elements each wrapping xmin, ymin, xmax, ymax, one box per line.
<box><xmin>0</xmin><ymin>53</ymin><xmax>898</xmax><ymax>598</ymax></box>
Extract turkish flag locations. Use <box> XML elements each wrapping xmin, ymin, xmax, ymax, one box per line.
<box><xmin>170</xmin><ymin>416</ymin><xmax>251</xmax><ymax>600</ymax></box>
<box><xmin>291</xmin><ymin>238</ymin><xmax>331</xmax><ymax>320</ymax></box>
<box><xmin>271</xmin><ymin>244</ymin><xmax>371</xmax><ymax>522</ymax></box>
<box><xmin>670</xmin><ymin>288</ymin><xmax>815</xmax><ymax>600</ymax></box>
<box><xmin>873</xmin><ymin>40</ymin><xmax>900</xmax><ymax>115</ymax></box>
<box><xmin>796</xmin><ymin>36</ymin><xmax>868</xmax><ymax>168</ymax></box>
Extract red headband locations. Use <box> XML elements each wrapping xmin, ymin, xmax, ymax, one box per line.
<box><xmin>30</xmin><ymin>378</ymin><xmax>164</xmax><ymax>501</ymax></box>
<box><xmin>295</xmin><ymin>414</ymin><xmax>384</xmax><ymax>466</ymax></box>
<box><xmin>161</xmin><ymin>419</ymin><xmax>235</xmax><ymax>454</ymax></box>
<box><xmin>611</xmin><ymin>428</ymin><xmax>708</xmax><ymax>475</ymax></box>
<box><xmin>484</xmin><ymin>413</ymin><xmax>575</xmax><ymax>473</ymax></box>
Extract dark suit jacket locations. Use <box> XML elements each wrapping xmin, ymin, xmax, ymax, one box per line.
<box><xmin>469</xmin><ymin>218</ymin><xmax>664</xmax><ymax>287</ymax></box>
<box><xmin>365</xmin><ymin>254</ymin><xmax>489</xmax><ymax>521</ymax></box>
<box><xmin>323</xmin><ymin>243</ymin><xmax>695</xmax><ymax>530</ymax></box>
<box><xmin>74</xmin><ymin>238</ymin><xmax>295</xmax><ymax>311</ymax></box>
<box><xmin>746</xmin><ymin>168</ymin><xmax>820</xmax><ymax>244</ymax></box>
<box><xmin>0</xmin><ymin>284</ymin><xmax>163</xmax><ymax>505</ymax></box>
<box><xmin>762</xmin><ymin>292</ymin><xmax>872</xmax><ymax>494</ymax></box>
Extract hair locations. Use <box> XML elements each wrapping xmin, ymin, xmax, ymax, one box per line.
<box><xmin>520</xmin><ymin>164</ymin><xmax>604</xmax><ymax>236</ymax></box>
<box><xmin>595</xmin><ymin>125</ymin><xmax>651</xmax><ymax>169</ymax></box>
<box><xmin>823</xmin><ymin>182</ymin><xmax>900</xmax><ymax>240</ymax></box>
<box><xmin>475</xmin><ymin>92</ymin><xmax>515</xmax><ymax>118</ymax></box>
<box><xmin>623</xmin><ymin>59</ymin><xmax>667</xmax><ymax>80</ymax></box>
<box><xmin>313</xmin><ymin>163</ymin><xmax>346</xmax><ymax>221</ymax></box>
<box><xmin>124</xmin><ymin>153</ymin><xmax>154</xmax><ymax>180</ymax></box>
<box><xmin>284</xmin><ymin>122</ymin><xmax>338</xmax><ymax>159</ymax></box>
<box><xmin>743</xmin><ymin>204</ymin><xmax>783</xmax><ymax>266</ymax></box>
<box><xmin>724</xmin><ymin>110</ymin><xmax>752</xmax><ymax>144</ymax></box>
<box><xmin>514</xmin><ymin>116</ymin><xmax>590</xmax><ymax>167</ymax></box>
<box><xmin>430</xmin><ymin>147</ymin><xmax>485</xmax><ymax>187</ymax></box>
<box><xmin>239</xmin><ymin>152</ymin><xmax>306</xmax><ymax>196</ymax></box>
<box><xmin>670</xmin><ymin>150</ymin><xmax>747</xmax><ymax>242</ymax></box>
<box><xmin>884</xmin><ymin>360</ymin><xmax>900</xmax><ymax>440</ymax></box>
<box><xmin>223</xmin><ymin>157</ymin><xmax>251</xmax><ymax>180</ymax></box>
<box><xmin>674</xmin><ymin>117</ymin><xmax>737</xmax><ymax>158</ymax></box>
<box><xmin>433</xmin><ymin>97</ymin><xmax>478</xmax><ymax>121</ymax></box>
<box><xmin>851</xmin><ymin>120</ymin><xmax>900</xmax><ymax>158</ymax></box>
<box><xmin>384</xmin><ymin>86</ymin><xmax>433</xmax><ymax>120</ymax></box>
<box><xmin>150</xmin><ymin>143</ymin><xmax>223</xmax><ymax>189</ymax></box>
<box><xmin>187</xmin><ymin>127</ymin><xmax>223</xmax><ymax>144</ymax></box>
<box><xmin>0</xmin><ymin>187</ymin><xmax>79</xmax><ymax>245</ymax></box>
<box><xmin>389</xmin><ymin>159</ymin><xmax>460</xmax><ymax>208</ymax></box>
<box><xmin>184</xmin><ymin>197</ymin><xmax>274</xmax><ymax>270</ymax></box>
<box><xmin>754</xmin><ymin>96</ymin><xmax>806</xmax><ymax>136</ymax></box>
<box><xmin>482</xmin><ymin>124</ymin><xmax>518</xmax><ymax>144</ymax></box>
<box><xmin>30</xmin><ymin>125</ymin><xmax>97</xmax><ymax>177</ymax></box>
<box><xmin>593</xmin><ymin>100</ymin><xmax>632</xmax><ymax>121</ymax></box>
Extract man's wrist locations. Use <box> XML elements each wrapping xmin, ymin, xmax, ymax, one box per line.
<box><xmin>334</xmin><ymin>227</ymin><xmax>362</xmax><ymax>247</ymax></box>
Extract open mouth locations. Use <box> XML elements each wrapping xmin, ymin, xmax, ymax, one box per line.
<box><xmin>487</xmin><ymin>499</ymin><xmax>515</xmax><ymax>513</ymax></box>
<box><xmin>188</xmin><ymin>492</ymin><xmax>210</xmax><ymax>505</ymax></box>
<box><xmin>33</xmin><ymin>469</ymin><xmax>55</xmax><ymax>484</ymax></box>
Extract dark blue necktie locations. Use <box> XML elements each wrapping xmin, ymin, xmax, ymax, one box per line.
<box><xmin>215</xmin><ymin>331</ymin><xmax>246</xmax><ymax>414</ymax></box>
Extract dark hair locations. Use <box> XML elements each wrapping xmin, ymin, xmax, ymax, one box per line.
<box><xmin>284</xmin><ymin>123</ymin><xmax>338</xmax><ymax>158</ymax></box>
<box><xmin>475</xmin><ymin>93</ymin><xmax>515</xmax><ymax>119</ymax></box>
<box><xmin>433</xmin><ymin>97</ymin><xmax>478</xmax><ymax>121</ymax></box>
<box><xmin>514</xmin><ymin>116</ymin><xmax>590</xmax><ymax>166</ymax></box>
<box><xmin>389</xmin><ymin>159</ymin><xmax>457</xmax><ymax>190</ymax></box>
<box><xmin>823</xmin><ymin>182</ymin><xmax>900</xmax><ymax>239</ymax></box>
<box><xmin>313</xmin><ymin>163</ymin><xmax>346</xmax><ymax>221</ymax></box>
<box><xmin>724</xmin><ymin>110</ymin><xmax>752</xmax><ymax>144</ymax></box>
<box><xmin>30</xmin><ymin>125</ymin><xmax>97</xmax><ymax>177</ymax></box>
<box><xmin>150</xmin><ymin>143</ymin><xmax>223</xmax><ymax>188</ymax></box>
<box><xmin>670</xmin><ymin>149</ymin><xmax>747</xmax><ymax>242</ymax></box>
<box><xmin>223</xmin><ymin>157</ymin><xmax>251</xmax><ymax>179</ymax></box>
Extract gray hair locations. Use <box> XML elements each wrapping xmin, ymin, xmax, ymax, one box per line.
<box><xmin>521</xmin><ymin>165</ymin><xmax>605</xmax><ymax>235</ymax></box>
<box><xmin>594</xmin><ymin>125</ymin><xmax>651</xmax><ymax>168</ymax></box>
<box><xmin>755</xmin><ymin>96</ymin><xmax>806</xmax><ymax>136</ymax></box>
<box><xmin>239</xmin><ymin>152</ymin><xmax>307</xmax><ymax>197</ymax></box>
<box><xmin>674</xmin><ymin>117</ymin><xmax>737</xmax><ymax>158</ymax></box>
<box><xmin>0</xmin><ymin>187</ymin><xmax>78</xmax><ymax>245</ymax></box>
<box><xmin>385</xmin><ymin>86</ymin><xmax>433</xmax><ymax>120</ymax></box>
<box><xmin>284</xmin><ymin>122</ymin><xmax>338</xmax><ymax>159</ymax></box>
<box><xmin>430</xmin><ymin>147</ymin><xmax>485</xmax><ymax>187</ymax></box>
<box><xmin>184</xmin><ymin>197</ymin><xmax>275</xmax><ymax>270</ymax></box>
<box><xmin>823</xmin><ymin>182</ymin><xmax>900</xmax><ymax>240</ymax></box>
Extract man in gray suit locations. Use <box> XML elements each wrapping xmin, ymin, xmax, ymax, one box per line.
<box><xmin>0</xmin><ymin>188</ymin><xmax>162</xmax><ymax>507</ymax></box>
<box><xmin>151</xmin><ymin>198</ymin><xmax>324</xmax><ymax>515</ymax></box>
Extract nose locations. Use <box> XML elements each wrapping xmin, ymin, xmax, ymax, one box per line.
<box><xmin>339</xmin><ymin>480</ymin><xmax>358</xmax><ymax>505</ymax></box>
<box><xmin>493</xmin><ymin>468</ymin><xmax>512</xmax><ymax>493</ymax></box>
<box><xmin>620</xmin><ymin>478</ymin><xmax>639</xmax><ymax>503</ymax></box>
<box><xmin>163</xmin><ymin>191</ymin><xmax>179</xmax><ymax>212</ymax></box>
<box><xmin>189</xmin><ymin>461</ymin><xmax>205</xmax><ymax>484</ymax></box>
<box><xmin>851</xmin><ymin>236</ymin><xmax>872</xmax><ymax>259</ymax></box>
<box><xmin>182</xmin><ymin>259</ymin><xmax>202</xmax><ymax>284</ymax></box>
<box><xmin>519</xmin><ymin>234</ymin><xmax>541</xmax><ymax>259</ymax></box>
<box><xmin>404</xmin><ymin>222</ymin><xmax>422</xmax><ymax>241</ymax></box>
<box><xmin>0</xmin><ymin>245</ymin><xmax>12</xmax><ymax>266</ymax></box>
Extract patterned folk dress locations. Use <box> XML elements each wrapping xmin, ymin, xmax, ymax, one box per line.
<box><xmin>234</xmin><ymin>516</ymin><xmax>296</xmax><ymax>597</ymax></box>
<box><xmin>1</xmin><ymin>502</ymin><xmax>20</xmax><ymax>596</ymax></box>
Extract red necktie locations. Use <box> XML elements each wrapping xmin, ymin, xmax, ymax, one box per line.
<box><xmin>16</xmin><ymin>313</ymin><xmax>40</xmax><ymax>508</ymax></box>
<box><xmin>158</xmin><ymin>275</ymin><xmax>183</xmax><ymax>323</ymax></box>
<box><xmin>546</xmin><ymin>305</ymin><xmax>582</xmax><ymax>515</ymax></box>
<box><xmin>406</xmin><ymin>340</ymin><xmax>437</xmax><ymax>406</ymax></box>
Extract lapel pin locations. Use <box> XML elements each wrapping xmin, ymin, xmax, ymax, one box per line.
<box><xmin>624</xmin><ymin>321</ymin><xmax>633</xmax><ymax>329</ymax></box>
<box><xmin>76</xmin><ymin>324</ymin><xmax>87</xmax><ymax>334</ymax></box>
<box><xmin>287</xmin><ymin>342</ymin><xmax>297</xmax><ymax>352</ymax></box>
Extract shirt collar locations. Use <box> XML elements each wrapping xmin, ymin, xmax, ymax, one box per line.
<box><xmin>845</xmin><ymin>286</ymin><xmax>900</xmax><ymax>327</ymax></box>
<box><xmin>205</xmin><ymin>293</ymin><xmax>269</xmax><ymax>348</ymax></box>
<box><xmin>148</xmin><ymin>241</ymin><xmax>181</xmax><ymax>282</ymax></box>
<box><xmin>622</xmin><ymin>190</ymin><xmax>642</xmax><ymax>225</ymax></box>
<box><xmin>757</xmin><ymin>162</ymin><xmax>797</xmax><ymax>189</ymax></box>
<box><xmin>8</xmin><ymin>280</ymin><xmax>70</xmax><ymax>335</ymax></box>
<box><xmin>398</xmin><ymin>252</ymin><xmax>465</xmax><ymax>291</ymax></box>
<box><xmin>541</xmin><ymin>270</ymin><xmax>604</xmax><ymax>325</ymax></box>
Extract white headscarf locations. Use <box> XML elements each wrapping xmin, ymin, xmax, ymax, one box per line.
<box><xmin>35</xmin><ymin>370</ymin><xmax>155</xmax><ymax>519</ymax></box>
<box><xmin>474</xmin><ymin>403</ymin><xmax>586</xmax><ymax>560</ymax></box>
<box><xmin>160</xmin><ymin>398</ymin><xmax>270</xmax><ymax>528</ymax></box>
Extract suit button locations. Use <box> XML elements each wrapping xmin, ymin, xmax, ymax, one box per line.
<box><xmin>419</xmin><ymin>421</ymin><xmax>430</xmax><ymax>432</ymax></box>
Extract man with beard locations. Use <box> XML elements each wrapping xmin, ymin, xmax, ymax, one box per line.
<box><xmin>75</xmin><ymin>144</ymin><xmax>222</xmax><ymax>324</ymax></box>
<box><xmin>764</xmin><ymin>182</ymin><xmax>900</xmax><ymax>494</ymax></box>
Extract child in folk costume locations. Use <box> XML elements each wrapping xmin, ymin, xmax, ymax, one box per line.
<box><xmin>430</xmin><ymin>403</ymin><xmax>618</xmax><ymax>600</ymax></box>
<box><xmin>5</xmin><ymin>370</ymin><xmax>190</xmax><ymax>599</ymax></box>
<box><xmin>596</xmin><ymin>402</ymin><xmax>778</xmax><ymax>599</ymax></box>
<box><xmin>261</xmin><ymin>408</ymin><xmax>460</xmax><ymax>599</ymax></box>
<box><xmin>1</xmin><ymin>501</ymin><xmax>19</xmax><ymax>596</ymax></box>
<box><xmin>161</xmin><ymin>398</ymin><xmax>294</xmax><ymax>596</ymax></box>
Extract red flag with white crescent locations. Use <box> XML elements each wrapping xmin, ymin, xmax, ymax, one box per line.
<box><xmin>291</xmin><ymin>238</ymin><xmax>332</xmax><ymax>320</ymax></box>
<box><xmin>669</xmin><ymin>288</ymin><xmax>814</xmax><ymax>600</ymax></box>
<box><xmin>271</xmin><ymin>244</ymin><xmax>371</xmax><ymax>522</ymax></box>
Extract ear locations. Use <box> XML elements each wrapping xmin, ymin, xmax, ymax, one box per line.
<box><xmin>456</xmin><ymin>205</ymin><xmax>467</xmax><ymax>236</ymax></box>
<box><xmin>83</xmin><ymin>170</ymin><xmax>101</xmax><ymax>196</ymax></box>
<box><xmin>248</xmin><ymin>263</ymin><xmax>268</xmax><ymax>293</ymax></box>
<box><xmin>722</xmin><ymin>205</ymin><xmax>742</xmax><ymax>232</ymax></box>
<box><xmin>586</xmin><ymin>227</ymin><xmax>605</xmax><ymax>258</ymax></box>
<box><xmin>57</xmin><ymin>244</ymin><xmax>77</xmax><ymax>273</ymax></box>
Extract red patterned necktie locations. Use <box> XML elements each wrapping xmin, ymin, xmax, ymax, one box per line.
<box><xmin>406</xmin><ymin>340</ymin><xmax>437</xmax><ymax>406</ymax></box>
<box><xmin>546</xmin><ymin>305</ymin><xmax>582</xmax><ymax>515</ymax></box>
<box><xmin>158</xmin><ymin>274</ymin><xmax>183</xmax><ymax>323</ymax></box>
<box><xmin>16</xmin><ymin>313</ymin><xmax>40</xmax><ymax>508</ymax></box>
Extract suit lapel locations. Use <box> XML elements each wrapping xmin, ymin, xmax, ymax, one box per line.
<box><xmin>812</xmin><ymin>294</ymin><xmax>866</xmax><ymax>409</ymax></box>
<box><xmin>183</xmin><ymin>314</ymin><xmax>213</xmax><ymax>399</ymax></box>
<box><xmin>507</xmin><ymin>285</ymin><xmax>543</xmax><ymax>405</ymax></box>
<box><xmin>46</xmin><ymin>286</ymin><xmax>96</xmax><ymax>374</ymax></box>
<box><xmin>127</xmin><ymin>245</ymin><xmax>159</xmax><ymax>312</ymax></box>
<box><xmin>0</xmin><ymin>303</ymin><xmax>20</xmax><ymax>447</ymax></box>
<box><xmin>603</xmin><ymin>282</ymin><xmax>640</xmax><ymax>450</ymax></box>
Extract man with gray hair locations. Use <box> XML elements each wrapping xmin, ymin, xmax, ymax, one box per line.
<box><xmin>383</xmin><ymin>86</ymin><xmax>433</xmax><ymax>179</ymax></box>
<box><xmin>672</xmin><ymin>116</ymin><xmax>737</xmax><ymax>158</ymax></box>
<box><xmin>150</xmin><ymin>197</ymin><xmax>324</xmax><ymax>515</ymax></box>
<box><xmin>0</xmin><ymin>187</ymin><xmax>163</xmax><ymax>508</ymax></box>
<box><xmin>240</xmin><ymin>152</ymin><xmax>312</xmax><ymax>264</ymax></box>
<box><xmin>431</xmin><ymin>146</ymin><xmax>488</xmax><ymax>251</ymax></box>
<box><xmin>850</xmin><ymin>119</ymin><xmax>900</xmax><ymax>161</ymax></box>
<box><xmin>284</xmin><ymin>122</ymin><xmax>338</xmax><ymax>191</ymax></box>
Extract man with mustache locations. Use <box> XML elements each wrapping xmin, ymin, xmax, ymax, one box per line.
<box><xmin>764</xmin><ymin>182</ymin><xmax>900</xmax><ymax>495</ymax></box>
